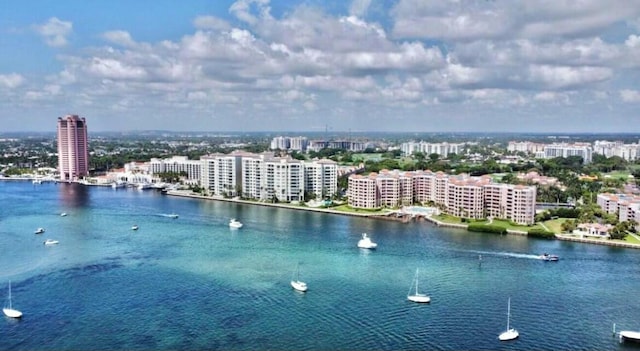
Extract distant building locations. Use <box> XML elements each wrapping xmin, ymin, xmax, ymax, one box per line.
<box><xmin>57</xmin><ymin>114</ymin><xmax>89</xmax><ymax>181</ymax></box>
<box><xmin>400</xmin><ymin>142</ymin><xmax>464</xmax><ymax>158</ymax></box>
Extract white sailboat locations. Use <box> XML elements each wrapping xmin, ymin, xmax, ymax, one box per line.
<box><xmin>3</xmin><ymin>281</ymin><xmax>22</xmax><ymax>318</ymax></box>
<box><xmin>498</xmin><ymin>298</ymin><xmax>519</xmax><ymax>341</ymax></box>
<box><xmin>407</xmin><ymin>268</ymin><xmax>430</xmax><ymax>303</ymax></box>
<box><xmin>290</xmin><ymin>264</ymin><xmax>308</xmax><ymax>292</ymax></box>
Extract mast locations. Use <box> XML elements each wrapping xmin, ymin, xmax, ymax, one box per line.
<box><xmin>8</xmin><ymin>280</ymin><xmax>12</xmax><ymax>309</ymax></box>
<box><xmin>506</xmin><ymin>298</ymin><xmax>511</xmax><ymax>330</ymax></box>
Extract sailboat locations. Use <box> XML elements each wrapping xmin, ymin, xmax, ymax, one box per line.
<box><xmin>3</xmin><ymin>281</ymin><xmax>22</xmax><ymax>318</ymax></box>
<box><xmin>498</xmin><ymin>298</ymin><xmax>519</xmax><ymax>341</ymax></box>
<box><xmin>290</xmin><ymin>264</ymin><xmax>308</xmax><ymax>292</ymax></box>
<box><xmin>407</xmin><ymin>268</ymin><xmax>430</xmax><ymax>303</ymax></box>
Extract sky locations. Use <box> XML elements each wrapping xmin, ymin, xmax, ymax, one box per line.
<box><xmin>1</xmin><ymin>0</ymin><xmax>640</xmax><ymax>133</ymax></box>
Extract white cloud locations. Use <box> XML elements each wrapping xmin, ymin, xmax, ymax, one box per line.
<box><xmin>102</xmin><ymin>30</ymin><xmax>137</xmax><ymax>48</ymax></box>
<box><xmin>33</xmin><ymin>17</ymin><xmax>72</xmax><ymax>47</ymax></box>
<box><xmin>0</xmin><ymin>73</ymin><xmax>25</xmax><ymax>88</ymax></box>
<box><xmin>620</xmin><ymin>89</ymin><xmax>640</xmax><ymax>102</ymax></box>
<box><xmin>193</xmin><ymin>16</ymin><xmax>231</xmax><ymax>31</ymax></box>
<box><xmin>349</xmin><ymin>0</ymin><xmax>372</xmax><ymax>17</ymax></box>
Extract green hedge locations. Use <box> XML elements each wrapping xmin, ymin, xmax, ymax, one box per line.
<box><xmin>468</xmin><ymin>223</ymin><xmax>507</xmax><ymax>234</ymax></box>
<box><xmin>527</xmin><ymin>228</ymin><xmax>556</xmax><ymax>239</ymax></box>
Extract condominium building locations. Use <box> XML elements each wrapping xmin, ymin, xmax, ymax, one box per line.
<box><xmin>543</xmin><ymin>143</ymin><xmax>593</xmax><ymax>164</ymax></box>
<box><xmin>269</xmin><ymin>136</ymin><xmax>309</xmax><ymax>151</ymax></box>
<box><xmin>149</xmin><ymin>156</ymin><xmax>202</xmax><ymax>184</ymax></box>
<box><xmin>597</xmin><ymin>193</ymin><xmax>640</xmax><ymax>225</ymax></box>
<box><xmin>400</xmin><ymin>142</ymin><xmax>464</xmax><ymax>158</ymax></box>
<box><xmin>348</xmin><ymin>170</ymin><xmax>537</xmax><ymax>225</ymax></box>
<box><xmin>57</xmin><ymin>114</ymin><xmax>89</xmax><ymax>181</ymax></box>
<box><xmin>201</xmin><ymin>151</ymin><xmax>338</xmax><ymax>202</ymax></box>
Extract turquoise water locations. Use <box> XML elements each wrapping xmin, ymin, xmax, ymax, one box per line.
<box><xmin>1</xmin><ymin>181</ymin><xmax>640</xmax><ymax>350</ymax></box>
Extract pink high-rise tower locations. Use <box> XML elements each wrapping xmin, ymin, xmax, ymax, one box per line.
<box><xmin>57</xmin><ymin>115</ymin><xmax>89</xmax><ymax>181</ymax></box>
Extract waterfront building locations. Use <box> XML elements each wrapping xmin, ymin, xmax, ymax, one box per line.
<box><xmin>149</xmin><ymin>156</ymin><xmax>202</xmax><ymax>184</ymax></box>
<box><xmin>57</xmin><ymin>114</ymin><xmax>89</xmax><ymax>181</ymax></box>
<box><xmin>446</xmin><ymin>175</ymin><xmax>491</xmax><ymax>219</ymax></box>
<box><xmin>348</xmin><ymin>170</ymin><xmax>537</xmax><ymax>225</ymax></box>
<box><xmin>348</xmin><ymin>174</ymin><xmax>378</xmax><ymax>208</ymax></box>
<box><xmin>304</xmin><ymin>159</ymin><xmax>338</xmax><ymax>200</ymax></box>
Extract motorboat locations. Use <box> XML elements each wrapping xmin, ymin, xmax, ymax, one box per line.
<box><xmin>43</xmin><ymin>239</ymin><xmax>59</xmax><ymax>245</ymax></box>
<box><xmin>35</xmin><ymin>228</ymin><xmax>45</xmax><ymax>234</ymax></box>
<box><xmin>539</xmin><ymin>253</ymin><xmax>559</xmax><ymax>261</ymax></box>
<box><xmin>60</xmin><ymin>212</ymin><xmax>68</xmax><ymax>217</ymax></box>
<box><xmin>619</xmin><ymin>331</ymin><xmax>640</xmax><ymax>343</ymax></box>
<box><xmin>357</xmin><ymin>233</ymin><xmax>377</xmax><ymax>249</ymax></box>
<box><xmin>165</xmin><ymin>213</ymin><xmax>179</xmax><ymax>219</ymax></box>
<box><xmin>131</xmin><ymin>225</ymin><xmax>139</xmax><ymax>231</ymax></box>
<box><xmin>229</xmin><ymin>218</ymin><xmax>243</xmax><ymax>229</ymax></box>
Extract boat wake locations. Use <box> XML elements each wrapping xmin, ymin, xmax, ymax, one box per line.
<box><xmin>465</xmin><ymin>249</ymin><xmax>540</xmax><ymax>260</ymax></box>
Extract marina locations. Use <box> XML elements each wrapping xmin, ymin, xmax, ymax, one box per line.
<box><xmin>1</xmin><ymin>180</ymin><xmax>640</xmax><ymax>350</ymax></box>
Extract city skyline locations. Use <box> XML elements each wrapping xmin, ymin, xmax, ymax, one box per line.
<box><xmin>1</xmin><ymin>0</ymin><xmax>640</xmax><ymax>133</ymax></box>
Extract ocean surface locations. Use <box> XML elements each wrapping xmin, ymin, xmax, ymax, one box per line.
<box><xmin>1</xmin><ymin>180</ymin><xmax>640</xmax><ymax>351</ymax></box>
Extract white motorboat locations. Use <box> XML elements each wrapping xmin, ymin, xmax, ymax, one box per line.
<box><xmin>229</xmin><ymin>218</ymin><xmax>243</xmax><ymax>229</ymax></box>
<box><xmin>43</xmin><ymin>239</ymin><xmax>59</xmax><ymax>245</ymax></box>
<box><xmin>620</xmin><ymin>331</ymin><xmax>640</xmax><ymax>343</ymax></box>
<box><xmin>164</xmin><ymin>213</ymin><xmax>179</xmax><ymax>219</ymax></box>
<box><xmin>357</xmin><ymin>233</ymin><xmax>377</xmax><ymax>249</ymax></box>
<box><xmin>35</xmin><ymin>227</ymin><xmax>45</xmax><ymax>234</ymax></box>
<box><xmin>407</xmin><ymin>268</ymin><xmax>430</xmax><ymax>303</ymax></box>
<box><xmin>290</xmin><ymin>263</ymin><xmax>308</xmax><ymax>292</ymax></box>
<box><xmin>131</xmin><ymin>225</ymin><xmax>139</xmax><ymax>231</ymax></box>
<box><xmin>498</xmin><ymin>298</ymin><xmax>519</xmax><ymax>341</ymax></box>
<box><xmin>60</xmin><ymin>212</ymin><xmax>68</xmax><ymax>217</ymax></box>
<box><xmin>539</xmin><ymin>253</ymin><xmax>559</xmax><ymax>261</ymax></box>
<box><xmin>2</xmin><ymin>281</ymin><xmax>22</xmax><ymax>318</ymax></box>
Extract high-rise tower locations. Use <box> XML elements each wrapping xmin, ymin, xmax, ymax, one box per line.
<box><xmin>57</xmin><ymin>114</ymin><xmax>89</xmax><ymax>181</ymax></box>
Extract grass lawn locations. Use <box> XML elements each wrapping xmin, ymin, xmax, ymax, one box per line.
<box><xmin>487</xmin><ymin>219</ymin><xmax>542</xmax><ymax>232</ymax></box>
<box><xmin>330</xmin><ymin>204</ymin><xmax>389</xmax><ymax>215</ymax></box>
<box><xmin>433</xmin><ymin>214</ymin><xmax>465</xmax><ymax>224</ymax></box>
<box><xmin>603</xmin><ymin>170</ymin><xmax>632</xmax><ymax>181</ymax></box>
<box><xmin>352</xmin><ymin>153</ymin><xmax>384</xmax><ymax>162</ymax></box>
<box><xmin>541</xmin><ymin>218</ymin><xmax>571</xmax><ymax>234</ymax></box>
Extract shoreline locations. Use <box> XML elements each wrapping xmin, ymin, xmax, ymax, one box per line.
<box><xmin>167</xmin><ymin>190</ymin><xmax>640</xmax><ymax>250</ymax></box>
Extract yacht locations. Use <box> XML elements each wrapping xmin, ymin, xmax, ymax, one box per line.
<box><xmin>229</xmin><ymin>218</ymin><xmax>243</xmax><ymax>229</ymax></box>
<box><xmin>43</xmin><ymin>239</ymin><xmax>59</xmax><ymax>245</ymax></box>
<box><xmin>357</xmin><ymin>233</ymin><xmax>377</xmax><ymax>249</ymax></box>
<box><xmin>60</xmin><ymin>212</ymin><xmax>68</xmax><ymax>217</ymax></box>
<box><xmin>35</xmin><ymin>228</ymin><xmax>45</xmax><ymax>234</ymax></box>
<box><xmin>131</xmin><ymin>225</ymin><xmax>139</xmax><ymax>231</ymax></box>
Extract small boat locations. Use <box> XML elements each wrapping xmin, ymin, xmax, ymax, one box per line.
<box><xmin>357</xmin><ymin>233</ymin><xmax>377</xmax><ymax>249</ymax></box>
<box><xmin>34</xmin><ymin>228</ymin><xmax>45</xmax><ymax>234</ymax></box>
<box><xmin>60</xmin><ymin>212</ymin><xmax>67</xmax><ymax>217</ymax></box>
<box><xmin>407</xmin><ymin>268</ymin><xmax>430</xmax><ymax>303</ymax></box>
<box><xmin>2</xmin><ymin>281</ymin><xmax>22</xmax><ymax>318</ymax></box>
<box><xmin>614</xmin><ymin>323</ymin><xmax>640</xmax><ymax>343</ymax></box>
<box><xmin>165</xmin><ymin>213</ymin><xmax>179</xmax><ymax>219</ymax></box>
<box><xmin>498</xmin><ymin>298</ymin><xmax>519</xmax><ymax>341</ymax></box>
<box><xmin>539</xmin><ymin>253</ymin><xmax>559</xmax><ymax>261</ymax></box>
<box><xmin>43</xmin><ymin>239</ymin><xmax>59</xmax><ymax>245</ymax></box>
<box><xmin>131</xmin><ymin>225</ymin><xmax>139</xmax><ymax>231</ymax></box>
<box><xmin>290</xmin><ymin>263</ymin><xmax>308</xmax><ymax>292</ymax></box>
<box><xmin>229</xmin><ymin>218</ymin><xmax>243</xmax><ymax>229</ymax></box>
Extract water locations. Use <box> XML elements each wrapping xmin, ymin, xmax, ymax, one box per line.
<box><xmin>1</xmin><ymin>181</ymin><xmax>639</xmax><ymax>350</ymax></box>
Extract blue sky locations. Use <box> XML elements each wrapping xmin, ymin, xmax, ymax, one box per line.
<box><xmin>1</xmin><ymin>0</ymin><xmax>640</xmax><ymax>133</ymax></box>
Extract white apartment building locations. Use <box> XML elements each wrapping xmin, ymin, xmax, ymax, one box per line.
<box><xmin>597</xmin><ymin>193</ymin><xmax>640</xmax><ymax>225</ymax></box>
<box><xmin>201</xmin><ymin>151</ymin><xmax>337</xmax><ymax>202</ymax></box>
<box><xmin>593</xmin><ymin>140</ymin><xmax>640</xmax><ymax>161</ymax></box>
<box><xmin>401</xmin><ymin>142</ymin><xmax>463</xmax><ymax>158</ymax></box>
<box><xmin>507</xmin><ymin>141</ymin><xmax>545</xmax><ymax>154</ymax></box>
<box><xmin>150</xmin><ymin>156</ymin><xmax>202</xmax><ymax>183</ymax></box>
<box><xmin>543</xmin><ymin>143</ymin><xmax>593</xmax><ymax>164</ymax></box>
<box><xmin>269</xmin><ymin>136</ymin><xmax>310</xmax><ymax>152</ymax></box>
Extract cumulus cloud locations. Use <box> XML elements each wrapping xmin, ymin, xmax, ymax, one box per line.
<box><xmin>33</xmin><ymin>17</ymin><xmax>72</xmax><ymax>47</ymax></box>
<box><xmin>102</xmin><ymin>30</ymin><xmax>137</xmax><ymax>47</ymax></box>
<box><xmin>0</xmin><ymin>73</ymin><xmax>25</xmax><ymax>88</ymax></box>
